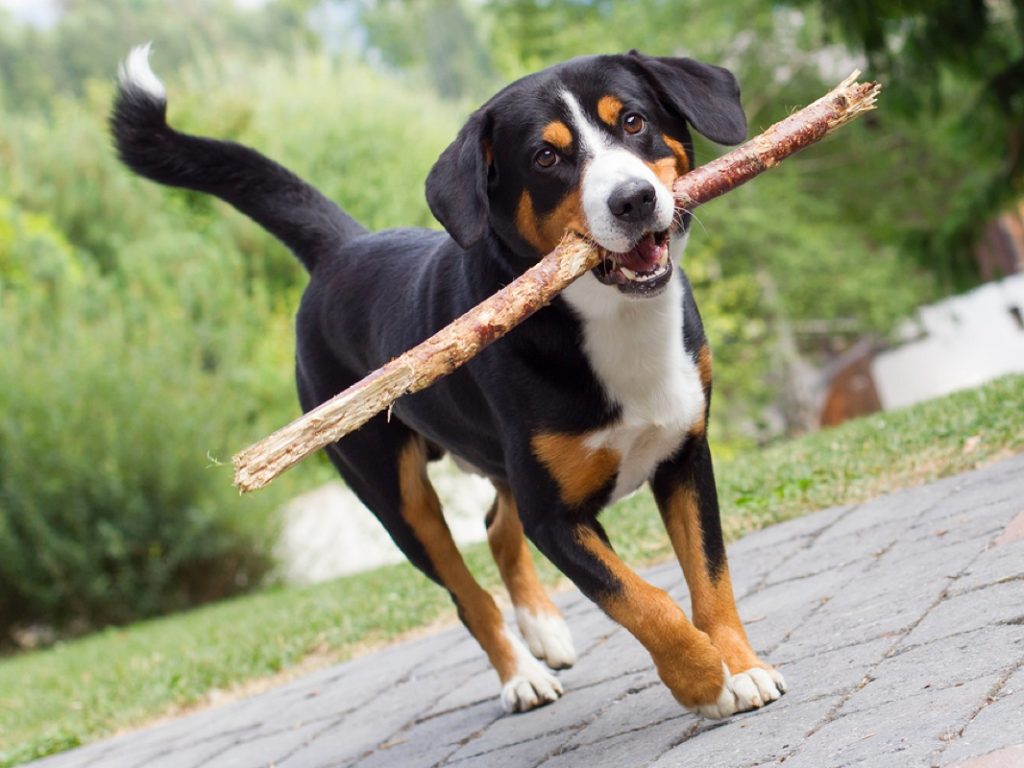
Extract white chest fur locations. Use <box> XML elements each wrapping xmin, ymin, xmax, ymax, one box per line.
<box><xmin>562</xmin><ymin>258</ymin><xmax>705</xmax><ymax>504</ymax></box>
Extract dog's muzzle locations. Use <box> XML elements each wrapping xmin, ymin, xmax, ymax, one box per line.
<box><xmin>592</xmin><ymin>229</ymin><xmax>673</xmax><ymax>297</ymax></box>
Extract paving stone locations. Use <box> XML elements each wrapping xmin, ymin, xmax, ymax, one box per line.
<box><xmin>849</xmin><ymin>626</ymin><xmax>1024</xmax><ymax>713</ymax></box>
<box><xmin>536</xmin><ymin>716</ymin><xmax>683</xmax><ymax>768</ymax></box>
<box><xmin>445</xmin><ymin>670</ymin><xmax>650</xmax><ymax>761</ymax></box>
<box><xmin>728</xmin><ymin>503</ymin><xmax>854</xmax><ymax>552</ymax></box>
<box><xmin>952</xmin><ymin>541</ymin><xmax>1024</xmax><ymax>595</ymax></box>
<box><xmin>202</xmin><ymin>719</ymin><xmax>339</xmax><ymax>768</ymax></box>
<box><xmin>446</xmin><ymin>731</ymin><xmax>571</xmax><ymax>767</ymax></box>
<box><xmin>650</xmin><ymin>695</ymin><xmax>842</xmax><ymax>768</ymax></box>
<box><xmin>728</xmin><ymin>540</ymin><xmax>805</xmax><ymax>593</ymax></box>
<box><xmin>780</xmin><ymin>676</ymin><xmax>997</xmax><ymax>768</ymax></box>
<box><xmin>772</xmin><ymin>637</ymin><xmax>891</xmax><ymax>706</ymax></box>
<box><xmin>944</xmin><ymin>744</ymin><xmax>1024</xmax><ymax>768</ymax></box>
<box><xmin>813</xmin><ymin>486</ymin><xmax>948</xmax><ymax>545</ymax></box>
<box><xmin>938</xmin><ymin>667</ymin><xmax>1024</xmax><ymax>766</ymax></box>
<box><xmin>557</xmin><ymin>631</ymin><xmax>653</xmax><ymax>690</ymax></box>
<box><xmin>23</xmin><ymin>455</ymin><xmax>1024</xmax><ymax>768</ymax></box>
<box><xmin>276</xmin><ymin>677</ymin><xmax>443</xmax><ymax>767</ymax></box>
<box><xmin>563</xmin><ymin>681</ymin><xmax>686</xmax><ymax>748</ymax></box>
<box><xmin>777</xmin><ymin>566</ymin><xmax>945</xmax><ymax>661</ymax></box>
<box><xmin>902</xmin><ymin>579</ymin><xmax>1024</xmax><ymax>649</ymax></box>
<box><xmin>422</xmin><ymin>665</ymin><xmax>501</xmax><ymax>716</ymax></box>
<box><xmin>351</xmin><ymin>701</ymin><xmax>499</xmax><ymax>768</ymax></box>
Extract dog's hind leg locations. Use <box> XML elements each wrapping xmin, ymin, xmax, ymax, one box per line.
<box><xmin>321</xmin><ymin>418</ymin><xmax>563</xmax><ymax>713</ymax></box>
<box><xmin>393</xmin><ymin>437</ymin><xmax>564</xmax><ymax>712</ymax></box>
<box><xmin>486</xmin><ymin>486</ymin><xmax>576</xmax><ymax>669</ymax></box>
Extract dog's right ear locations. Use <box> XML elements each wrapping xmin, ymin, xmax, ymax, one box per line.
<box><xmin>426</xmin><ymin>109</ymin><xmax>492</xmax><ymax>250</ymax></box>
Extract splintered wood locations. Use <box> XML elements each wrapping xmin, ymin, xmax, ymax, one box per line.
<box><xmin>233</xmin><ymin>72</ymin><xmax>880</xmax><ymax>492</ymax></box>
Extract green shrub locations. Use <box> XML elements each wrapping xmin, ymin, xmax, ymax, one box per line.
<box><xmin>0</xmin><ymin>52</ymin><xmax>465</xmax><ymax>640</ymax></box>
<box><xmin>0</xmin><ymin>202</ymin><xmax>297</xmax><ymax>637</ymax></box>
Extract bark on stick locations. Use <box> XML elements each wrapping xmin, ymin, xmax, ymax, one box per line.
<box><xmin>233</xmin><ymin>72</ymin><xmax>880</xmax><ymax>493</ymax></box>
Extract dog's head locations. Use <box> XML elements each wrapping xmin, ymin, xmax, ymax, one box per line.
<box><xmin>426</xmin><ymin>51</ymin><xmax>745</xmax><ymax>299</ymax></box>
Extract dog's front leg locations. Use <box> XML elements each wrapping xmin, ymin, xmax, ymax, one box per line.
<box><xmin>515</xmin><ymin>478</ymin><xmax>735</xmax><ymax>717</ymax></box>
<box><xmin>651</xmin><ymin>433</ymin><xmax>787</xmax><ymax>712</ymax></box>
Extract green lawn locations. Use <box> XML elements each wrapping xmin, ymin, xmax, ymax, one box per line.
<box><xmin>2</xmin><ymin>375</ymin><xmax>1023</xmax><ymax>767</ymax></box>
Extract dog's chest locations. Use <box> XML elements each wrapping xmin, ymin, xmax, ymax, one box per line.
<box><xmin>567</xmin><ymin>277</ymin><xmax>705</xmax><ymax>504</ymax></box>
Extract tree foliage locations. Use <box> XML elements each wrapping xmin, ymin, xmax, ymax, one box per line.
<box><xmin>778</xmin><ymin>0</ymin><xmax>1024</xmax><ymax>284</ymax></box>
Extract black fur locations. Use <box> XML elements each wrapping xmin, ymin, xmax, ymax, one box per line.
<box><xmin>112</xmin><ymin>51</ymin><xmax>744</xmax><ymax>630</ymax></box>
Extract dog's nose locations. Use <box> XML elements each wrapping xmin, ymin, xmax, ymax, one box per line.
<box><xmin>607</xmin><ymin>180</ymin><xmax>656</xmax><ymax>223</ymax></box>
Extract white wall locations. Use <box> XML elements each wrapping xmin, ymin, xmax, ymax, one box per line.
<box><xmin>872</xmin><ymin>274</ymin><xmax>1024</xmax><ymax>410</ymax></box>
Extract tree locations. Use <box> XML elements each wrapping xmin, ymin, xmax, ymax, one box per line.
<box><xmin>779</xmin><ymin>0</ymin><xmax>1024</xmax><ymax>284</ymax></box>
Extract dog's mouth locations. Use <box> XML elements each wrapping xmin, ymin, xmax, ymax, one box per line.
<box><xmin>591</xmin><ymin>229</ymin><xmax>673</xmax><ymax>297</ymax></box>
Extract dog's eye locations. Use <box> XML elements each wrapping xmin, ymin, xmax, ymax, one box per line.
<box><xmin>534</xmin><ymin>148</ymin><xmax>559</xmax><ymax>169</ymax></box>
<box><xmin>623</xmin><ymin>113</ymin><xmax>646</xmax><ymax>135</ymax></box>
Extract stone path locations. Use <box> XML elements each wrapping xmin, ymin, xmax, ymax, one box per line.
<box><xmin>30</xmin><ymin>454</ymin><xmax>1024</xmax><ymax>768</ymax></box>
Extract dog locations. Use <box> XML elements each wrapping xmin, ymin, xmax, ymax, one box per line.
<box><xmin>112</xmin><ymin>44</ymin><xmax>786</xmax><ymax>718</ymax></box>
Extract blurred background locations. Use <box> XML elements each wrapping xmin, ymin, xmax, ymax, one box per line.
<box><xmin>1</xmin><ymin>0</ymin><xmax>1021</xmax><ymax>646</ymax></box>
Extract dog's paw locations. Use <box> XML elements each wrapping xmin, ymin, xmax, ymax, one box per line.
<box><xmin>500</xmin><ymin>631</ymin><xmax>564</xmax><ymax>713</ymax></box>
<box><xmin>515</xmin><ymin>608</ymin><xmax>577</xmax><ymax>670</ymax></box>
<box><xmin>695</xmin><ymin>664</ymin><xmax>787</xmax><ymax>719</ymax></box>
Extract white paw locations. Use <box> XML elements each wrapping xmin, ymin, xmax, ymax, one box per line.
<box><xmin>500</xmin><ymin>630</ymin><xmax>564</xmax><ymax>713</ymax></box>
<box><xmin>515</xmin><ymin>607</ymin><xmax>577</xmax><ymax>669</ymax></box>
<box><xmin>695</xmin><ymin>663</ymin><xmax>787</xmax><ymax>720</ymax></box>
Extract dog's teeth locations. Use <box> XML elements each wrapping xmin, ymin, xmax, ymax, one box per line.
<box><xmin>620</xmin><ymin>267</ymin><xmax>637</xmax><ymax>280</ymax></box>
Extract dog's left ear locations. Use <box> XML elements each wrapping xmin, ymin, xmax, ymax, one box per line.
<box><xmin>628</xmin><ymin>52</ymin><xmax>747</xmax><ymax>146</ymax></box>
<box><xmin>426</xmin><ymin>109</ymin><xmax>493</xmax><ymax>250</ymax></box>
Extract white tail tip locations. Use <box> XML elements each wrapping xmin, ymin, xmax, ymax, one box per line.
<box><xmin>118</xmin><ymin>43</ymin><xmax>166</xmax><ymax>101</ymax></box>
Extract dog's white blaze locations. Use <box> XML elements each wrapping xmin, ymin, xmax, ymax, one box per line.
<box><xmin>559</xmin><ymin>91</ymin><xmax>675</xmax><ymax>253</ymax></box>
<box><xmin>118</xmin><ymin>43</ymin><xmax>166</xmax><ymax>101</ymax></box>
<box><xmin>563</xmin><ymin>234</ymin><xmax>705</xmax><ymax>504</ymax></box>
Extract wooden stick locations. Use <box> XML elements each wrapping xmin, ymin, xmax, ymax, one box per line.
<box><xmin>233</xmin><ymin>72</ymin><xmax>880</xmax><ymax>492</ymax></box>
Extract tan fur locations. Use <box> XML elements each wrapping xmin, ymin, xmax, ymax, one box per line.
<box><xmin>398</xmin><ymin>438</ymin><xmax>518</xmax><ymax>680</ymax></box>
<box><xmin>516</xmin><ymin>190</ymin><xmax>588</xmax><ymax>255</ymax></box>
<box><xmin>542</xmin><ymin>120</ymin><xmax>573</xmax><ymax>150</ymax></box>
<box><xmin>487</xmin><ymin>487</ymin><xmax>559</xmax><ymax>617</ymax></box>
<box><xmin>576</xmin><ymin>526</ymin><xmax>725</xmax><ymax>708</ymax></box>
<box><xmin>531</xmin><ymin>431</ymin><xmax>620</xmax><ymax>507</ymax></box>
<box><xmin>660</xmin><ymin>484</ymin><xmax>765</xmax><ymax>674</ymax></box>
<box><xmin>662</xmin><ymin>133</ymin><xmax>691</xmax><ymax>174</ymax></box>
<box><xmin>697</xmin><ymin>343</ymin><xmax>712</xmax><ymax>392</ymax></box>
<box><xmin>597</xmin><ymin>95</ymin><xmax>623</xmax><ymax>127</ymax></box>
<box><xmin>644</xmin><ymin>156</ymin><xmax>679</xmax><ymax>192</ymax></box>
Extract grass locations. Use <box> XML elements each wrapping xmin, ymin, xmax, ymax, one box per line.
<box><xmin>2</xmin><ymin>375</ymin><xmax>1023</xmax><ymax>767</ymax></box>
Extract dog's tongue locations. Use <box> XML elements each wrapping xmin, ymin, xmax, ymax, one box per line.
<box><xmin>618</xmin><ymin>233</ymin><xmax>663</xmax><ymax>272</ymax></box>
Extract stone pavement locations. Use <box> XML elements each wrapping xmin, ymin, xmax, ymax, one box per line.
<box><xmin>30</xmin><ymin>454</ymin><xmax>1024</xmax><ymax>768</ymax></box>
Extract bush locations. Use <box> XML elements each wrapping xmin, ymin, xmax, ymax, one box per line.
<box><xmin>0</xmin><ymin>201</ymin><xmax>295</xmax><ymax>638</ymax></box>
<box><xmin>0</xmin><ymin>52</ymin><xmax>465</xmax><ymax>641</ymax></box>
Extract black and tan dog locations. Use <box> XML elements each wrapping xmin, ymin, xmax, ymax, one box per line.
<box><xmin>112</xmin><ymin>44</ymin><xmax>786</xmax><ymax>718</ymax></box>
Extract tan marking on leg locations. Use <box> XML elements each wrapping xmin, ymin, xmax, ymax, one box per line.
<box><xmin>531</xmin><ymin>431</ymin><xmax>619</xmax><ymax>507</ymax></box>
<box><xmin>487</xmin><ymin>488</ymin><xmax>558</xmax><ymax>616</ymax></box>
<box><xmin>662</xmin><ymin>484</ymin><xmax>764</xmax><ymax>674</ymax></box>
<box><xmin>597</xmin><ymin>95</ymin><xmax>623</xmax><ymax>127</ymax></box>
<box><xmin>576</xmin><ymin>526</ymin><xmax>725</xmax><ymax>708</ymax></box>
<box><xmin>398</xmin><ymin>439</ymin><xmax>517</xmax><ymax>681</ymax></box>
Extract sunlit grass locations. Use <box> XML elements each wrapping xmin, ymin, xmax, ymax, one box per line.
<box><xmin>2</xmin><ymin>375</ymin><xmax>1022</xmax><ymax>767</ymax></box>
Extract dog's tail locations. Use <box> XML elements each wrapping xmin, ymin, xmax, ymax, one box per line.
<box><xmin>110</xmin><ymin>44</ymin><xmax>365</xmax><ymax>272</ymax></box>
